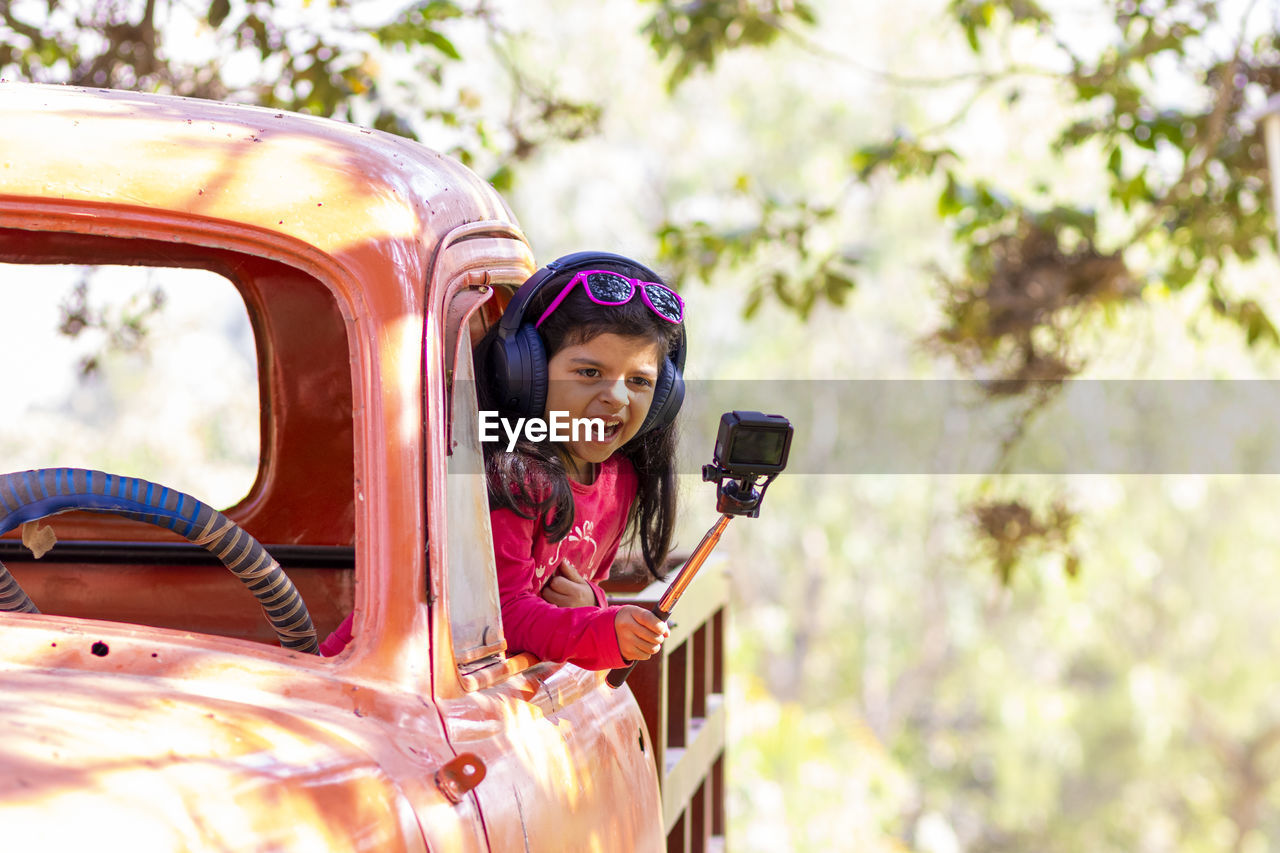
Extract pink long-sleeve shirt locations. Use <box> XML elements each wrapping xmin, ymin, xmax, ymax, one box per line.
<box><xmin>492</xmin><ymin>455</ymin><xmax>637</xmax><ymax>670</ymax></box>
<box><xmin>319</xmin><ymin>455</ymin><xmax>637</xmax><ymax>668</ymax></box>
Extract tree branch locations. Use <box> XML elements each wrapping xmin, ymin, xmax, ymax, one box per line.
<box><xmin>779</xmin><ymin>23</ymin><xmax>1063</xmax><ymax>89</ymax></box>
<box><xmin>0</xmin><ymin>2</ymin><xmax>46</xmax><ymax>47</ymax></box>
<box><xmin>1124</xmin><ymin>58</ymin><xmax>1239</xmax><ymax>246</ymax></box>
<box><xmin>1124</xmin><ymin>0</ymin><xmax>1258</xmax><ymax>247</ymax></box>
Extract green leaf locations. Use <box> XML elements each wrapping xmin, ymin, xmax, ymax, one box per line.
<box><xmin>421</xmin><ymin>30</ymin><xmax>461</xmax><ymax>60</ymax></box>
<box><xmin>377</xmin><ymin>2</ymin><xmax>465</xmax><ymax>56</ymax></box>
<box><xmin>1237</xmin><ymin>300</ymin><xmax>1279</xmax><ymax>347</ymax></box>
<box><xmin>422</xmin><ymin>1</ymin><xmax>464</xmax><ymax>19</ymax></box>
<box><xmin>938</xmin><ymin>172</ymin><xmax>964</xmax><ymax>217</ymax></box>
<box><xmin>822</xmin><ymin>271</ymin><xmax>856</xmax><ymax>305</ymax></box>
<box><xmin>643</xmin><ymin>0</ymin><xmax>820</xmax><ymax>91</ymax></box>
<box><xmin>208</xmin><ymin>0</ymin><xmax>231</xmax><ymax>29</ymax></box>
<box><xmin>488</xmin><ymin>164</ymin><xmax>514</xmax><ymax>193</ymax></box>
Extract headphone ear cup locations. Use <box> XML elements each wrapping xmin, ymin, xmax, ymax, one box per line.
<box><xmin>518</xmin><ymin>324</ymin><xmax>549</xmax><ymax>418</ymax></box>
<box><xmin>636</xmin><ymin>356</ymin><xmax>685</xmax><ymax>437</ymax></box>
<box><xmin>491</xmin><ymin>323</ymin><xmax>549</xmax><ymax>417</ymax></box>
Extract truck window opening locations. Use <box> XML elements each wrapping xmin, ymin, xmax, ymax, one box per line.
<box><xmin>0</xmin><ymin>254</ymin><xmax>355</xmax><ymax>650</ymax></box>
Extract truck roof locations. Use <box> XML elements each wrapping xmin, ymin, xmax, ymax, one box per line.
<box><xmin>0</xmin><ymin>81</ymin><xmax>518</xmax><ymax>290</ymax></box>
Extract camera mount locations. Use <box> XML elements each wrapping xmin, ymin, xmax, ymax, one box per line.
<box><xmin>700</xmin><ymin>463</ymin><xmax>780</xmax><ymax>518</ymax></box>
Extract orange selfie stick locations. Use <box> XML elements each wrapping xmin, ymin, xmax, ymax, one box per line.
<box><xmin>606</xmin><ymin>514</ymin><xmax>732</xmax><ymax>689</ymax></box>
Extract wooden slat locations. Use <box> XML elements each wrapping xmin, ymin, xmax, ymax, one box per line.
<box><xmin>661</xmin><ymin>698</ymin><xmax>724</xmax><ymax>836</ymax></box>
<box><xmin>667</xmin><ymin>810</ymin><xmax>687</xmax><ymax>853</ymax></box>
<box><xmin>691</xmin><ymin>777</ymin><xmax>707</xmax><ymax>853</ymax></box>
<box><xmin>668</xmin><ymin>641</ymin><xmax>689</xmax><ymax>749</ymax></box>
<box><xmin>692</xmin><ymin>623</ymin><xmax>708</xmax><ymax>719</ymax></box>
<box><xmin>712</xmin><ymin>609</ymin><xmax>725</xmax><ymax>693</ymax></box>
<box><xmin>627</xmin><ymin>648</ymin><xmax>668</xmax><ymax>780</ymax></box>
<box><xmin>712</xmin><ymin>752</ymin><xmax>725</xmax><ymax>839</ymax></box>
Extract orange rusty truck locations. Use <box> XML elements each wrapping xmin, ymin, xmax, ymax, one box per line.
<box><xmin>0</xmin><ymin>82</ymin><xmax>726</xmax><ymax>851</ymax></box>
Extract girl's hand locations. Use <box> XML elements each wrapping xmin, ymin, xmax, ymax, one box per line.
<box><xmin>541</xmin><ymin>561</ymin><xmax>596</xmax><ymax>609</ymax></box>
<box><xmin>614</xmin><ymin>606</ymin><xmax>670</xmax><ymax>662</ymax></box>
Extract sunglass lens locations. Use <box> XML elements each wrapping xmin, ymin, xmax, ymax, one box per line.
<box><xmin>643</xmin><ymin>284</ymin><xmax>683</xmax><ymax>322</ymax></box>
<box><xmin>583</xmin><ymin>272</ymin><xmax>633</xmax><ymax>303</ymax></box>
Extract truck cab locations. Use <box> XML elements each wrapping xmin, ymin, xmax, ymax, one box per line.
<box><xmin>0</xmin><ymin>83</ymin><xmax>724</xmax><ymax>851</ymax></box>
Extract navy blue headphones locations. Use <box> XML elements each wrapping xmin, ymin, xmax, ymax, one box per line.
<box><xmin>489</xmin><ymin>251</ymin><xmax>686</xmax><ymax>438</ymax></box>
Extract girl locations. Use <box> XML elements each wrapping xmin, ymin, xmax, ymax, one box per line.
<box><xmin>320</xmin><ymin>252</ymin><xmax>685</xmax><ymax>669</ymax></box>
<box><xmin>475</xmin><ymin>252</ymin><xmax>685</xmax><ymax>670</ymax></box>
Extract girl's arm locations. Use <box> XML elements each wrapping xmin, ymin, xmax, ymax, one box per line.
<box><xmin>319</xmin><ymin>611</ymin><xmax>355</xmax><ymax>656</ymax></box>
<box><xmin>492</xmin><ymin>508</ymin><xmax>628</xmax><ymax>670</ymax></box>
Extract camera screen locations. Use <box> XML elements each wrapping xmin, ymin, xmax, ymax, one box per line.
<box><xmin>729</xmin><ymin>428</ymin><xmax>788</xmax><ymax>466</ymax></box>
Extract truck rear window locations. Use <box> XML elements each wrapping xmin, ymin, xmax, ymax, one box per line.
<box><xmin>0</xmin><ymin>263</ymin><xmax>259</xmax><ymax>509</ymax></box>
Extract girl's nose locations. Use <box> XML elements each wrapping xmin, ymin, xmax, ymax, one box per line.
<box><xmin>598</xmin><ymin>378</ymin><xmax>629</xmax><ymax>410</ymax></box>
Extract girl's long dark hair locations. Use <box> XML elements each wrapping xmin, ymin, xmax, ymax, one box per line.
<box><xmin>476</xmin><ymin>261</ymin><xmax>681</xmax><ymax>580</ymax></box>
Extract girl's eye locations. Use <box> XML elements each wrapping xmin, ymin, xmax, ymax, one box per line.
<box><xmin>629</xmin><ymin>376</ymin><xmax>653</xmax><ymax>388</ymax></box>
<box><xmin>577</xmin><ymin>368</ymin><xmax>601</xmax><ymax>378</ymax></box>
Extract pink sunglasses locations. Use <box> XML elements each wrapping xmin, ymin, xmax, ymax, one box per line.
<box><xmin>534</xmin><ymin>270</ymin><xmax>685</xmax><ymax>329</ymax></box>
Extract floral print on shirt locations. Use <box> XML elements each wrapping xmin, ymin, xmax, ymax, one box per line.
<box><xmin>533</xmin><ymin>519</ymin><xmax>600</xmax><ymax>582</ymax></box>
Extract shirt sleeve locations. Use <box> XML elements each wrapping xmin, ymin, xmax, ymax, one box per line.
<box><xmin>319</xmin><ymin>611</ymin><xmax>355</xmax><ymax>657</ymax></box>
<box><xmin>491</xmin><ymin>507</ymin><xmax>626</xmax><ymax>671</ymax></box>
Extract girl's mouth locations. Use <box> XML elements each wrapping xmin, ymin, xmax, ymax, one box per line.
<box><xmin>601</xmin><ymin>419</ymin><xmax>623</xmax><ymax>441</ymax></box>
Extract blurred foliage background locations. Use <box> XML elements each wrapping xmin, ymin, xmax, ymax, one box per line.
<box><xmin>8</xmin><ymin>0</ymin><xmax>1280</xmax><ymax>849</ymax></box>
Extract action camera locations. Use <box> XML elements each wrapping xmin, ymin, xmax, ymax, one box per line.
<box><xmin>711</xmin><ymin>411</ymin><xmax>793</xmax><ymax>478</ymax></box>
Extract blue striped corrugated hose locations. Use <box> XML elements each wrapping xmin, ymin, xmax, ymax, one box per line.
<box><xmin>0</xmin><ymin>468</ymin><xmax>319</xmax><ymax>654</ymax></box>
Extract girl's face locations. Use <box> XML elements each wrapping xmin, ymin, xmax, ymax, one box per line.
<box><xmin>544</xmin><ymin>332</ymin><xmax>663</xmax><ymax>480</ymax></box>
